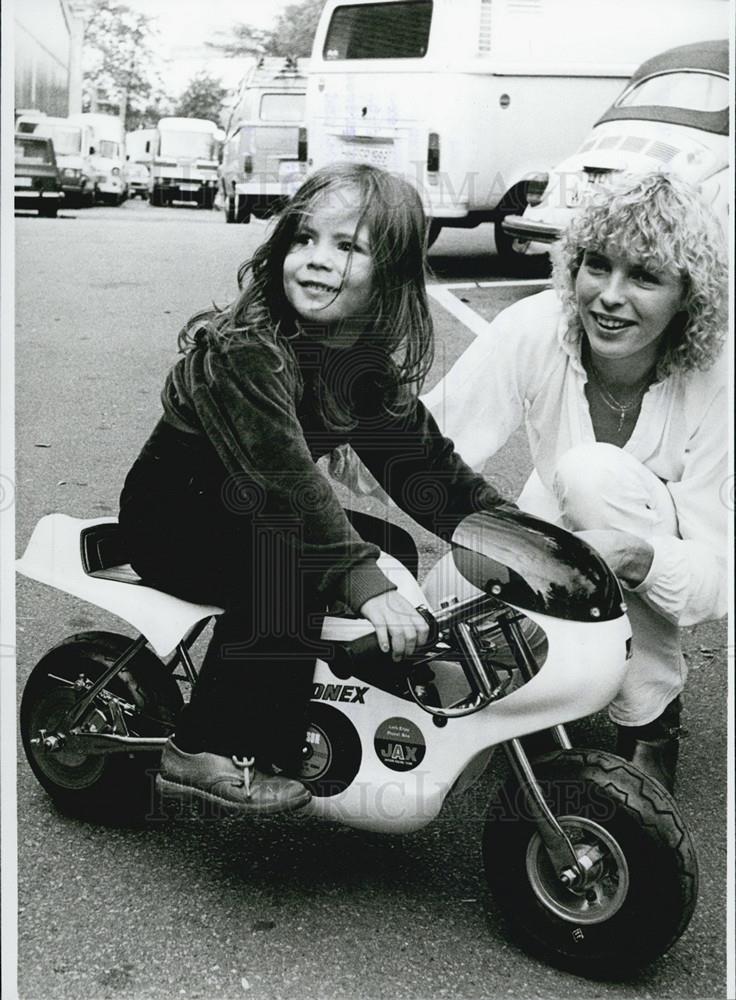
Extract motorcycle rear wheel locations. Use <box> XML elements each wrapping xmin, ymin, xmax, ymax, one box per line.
<box><xmin>482</xmin><ymin>748</ymin><xmax>698</xmax><ymax>978</ymax></box>
<box><xmin>20</xmin><ymin>631</ymin><xmax>183</xmax><ymax>821</ymax></box>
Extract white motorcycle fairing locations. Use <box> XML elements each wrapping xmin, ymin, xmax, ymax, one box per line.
<box><xmin>17</xmin><ymin>514</ymin><xmax>631</xmax><ymax>834</ymax></box>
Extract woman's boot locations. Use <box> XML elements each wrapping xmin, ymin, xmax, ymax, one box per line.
<box><xmin>615</xmin><ymin>696</ymin><xmax>682</xmax><ymax>794</ymax></box>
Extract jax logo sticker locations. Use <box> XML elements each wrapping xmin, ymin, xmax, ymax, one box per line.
<box><xmin>374</xmin><ymin>717</ymin><xmax>426</xmax><ymax>772</ymax></box>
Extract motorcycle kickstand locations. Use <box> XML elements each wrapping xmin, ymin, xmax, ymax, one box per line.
<box><xmin>503</xmin><ymin>737</ymin><xmax>582</xmax><ymax>884</ymax></box>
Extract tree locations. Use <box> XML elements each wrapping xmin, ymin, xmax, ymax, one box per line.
<box><xmin>208</xmin><ymin>0</ymin><xmax>324</xmax><ymax>60</ymax></box>
<box><xmin>174</xmin><ymin>73</ymin><xmax>229</xmax><ymax>125</ymax></box>
<box><xmin>73</xmin><ymin>0</ymin><xmax>169</xmax><ymax>128</ymax></box>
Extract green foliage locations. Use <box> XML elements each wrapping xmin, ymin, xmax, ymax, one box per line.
<box><xmin>209</xmin><ymin>0</ymin><xmax>324</xmax><ymax>60</ymax></box>
<box><xmin>174</xmin><ymin>72</ymin><xmax>229</xmax><ymax>126</ymax></box>
<box><xmin>268</xmin><ymin>0</ymin><xmax>325</xmax><ymax>57</ymax></box>
<box><xmin>77</xmin><ymin>0</ymin><xmax>168</xmax><ymax>128</ymax></box>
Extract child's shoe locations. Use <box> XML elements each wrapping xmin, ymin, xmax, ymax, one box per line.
<box><xmin>156</xmin><ymin>739</ymin><xmax>311</xmax><ymax>814</ymax></box>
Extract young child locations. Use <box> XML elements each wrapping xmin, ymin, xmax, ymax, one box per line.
<box><xmin>119</xmin><ymin>162</ymin><xmax>508</xmax><ymax>815</ymax></box>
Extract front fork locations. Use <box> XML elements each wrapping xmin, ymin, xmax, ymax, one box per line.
<box><xmin>498</xmin><ymin>615</ymin><xmax>593</xmax><ymax>889</ymax></box>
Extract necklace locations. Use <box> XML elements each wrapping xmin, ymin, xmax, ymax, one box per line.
<box><xmin>588</xmin><ymin>362</ymin><xmax>654</xmax><ymax>433</ymax></box>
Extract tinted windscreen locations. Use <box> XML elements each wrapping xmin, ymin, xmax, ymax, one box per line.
<box><xmin>452</xmin><ymin>510</ymin><xmax>625</xmax><ymax>622</ymax></box>
<box><xmin>617</xmin><ymin>71</ymin><xmax>728</xmax><ymax>113</ymax></box>
<box><xmin>324</xmin><ymin>1</ymin><xmax>432</xmax><ymax>59</ymax></box>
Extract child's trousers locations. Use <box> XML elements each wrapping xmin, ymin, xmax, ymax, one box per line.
<box><xmin>120</xmin><ymin>429</ymin><xmax>418</xmax><ymax>772</ymax></box>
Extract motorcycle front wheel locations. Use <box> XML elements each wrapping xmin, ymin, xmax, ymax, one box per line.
<box><xmin>482</xmin><ymin>748</ymin><xmax>698</xmax><ymax>978</ymax></box>
<box><xmin>20</xmin><ymin>631</ymin><xmax>183</xmax><ymax>821</ymax></box>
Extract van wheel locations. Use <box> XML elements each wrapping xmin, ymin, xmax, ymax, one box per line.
<box><xmin>38</xmin><ymin>201</ymin><xmax>58</xmax><ymax>219</ymax></box>
<box><xmin>225</xmin><ymin>194</ymin><xmax>236</xmax><ymax>223</ymax></box>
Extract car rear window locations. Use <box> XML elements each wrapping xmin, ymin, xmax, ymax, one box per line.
<box><xmin>324</xmin><ymin>1</ymin><xmax>433</xmax><ymax>60</ymax></box>
<box><xmin>617</xmin><ymin>71</ymin><xmax>728</xmax><ymax>114</ymax></box>
<box><xmin>15</xmin><ymin>138</ymin><xmax>54</xmax><ymax>165</ymax></box>
<box><xmin>260</xmin><ymin>93</ymin><xmax>305</xmax><ymax>122</ymax></box>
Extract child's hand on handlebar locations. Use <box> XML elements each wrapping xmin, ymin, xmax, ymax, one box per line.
<box><xmin>359</xmin><ymin>592</ymin><xmax>431</xmax><ymax>662</ymax></box>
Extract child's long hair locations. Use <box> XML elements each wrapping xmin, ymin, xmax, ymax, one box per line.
<box><xmin>180</xmin><ymin>163</ymin><xmax>434</xmax><ymax>425</ymax></box>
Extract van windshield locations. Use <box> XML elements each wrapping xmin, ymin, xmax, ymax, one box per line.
<box><xmin>98</xmin><ymin>139</ymin><xmax>120</xmax><ymax>158</ymax></box>
<box><xmin>324</xmin><ymin>0</ymin><xmax>433</xmax><ymax>60</ymax></box>
<box><xmin>160</xmin><ymin>132</ymin><xmax>216</xmax><ymax>159</ymax></box>
<box><xmin>15</xmin><ymin>137</ymin><xmax>54</xmax><ymax>165</ymax></box>
<box><xmin>260</xmin><ymin>93</ymin><xmax>305</xmax><ymax>122</ymax></box>
<box><xmin>36</xmin><ymin>126</ymin><xmax>81</xmax><ymax>155</ymax></box>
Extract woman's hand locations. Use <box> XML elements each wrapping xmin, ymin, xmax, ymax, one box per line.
<box><xmin>359</xmin><ymin>591</ymin><xmax>431</xmax><ymax>662</ymax></box>
<box><xmin>574</xmin><ymin>529</ymin><xmax>654</xmax><ymax>588</ymax></box>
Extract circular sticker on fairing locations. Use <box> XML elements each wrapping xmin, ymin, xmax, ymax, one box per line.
<box><xmin>301</xmin><ymin>722</ymin><xmax>332</xmax><ymax>780</ymax></box>
<box><xmin>374</xmin><ymin>717</ymin><xmax>426</xmax><ymax>771</ymax></box>
<box><xmin>298</xmin><ymin>703</ymin><xmax>362</xmax><ymax>797</ymax></box>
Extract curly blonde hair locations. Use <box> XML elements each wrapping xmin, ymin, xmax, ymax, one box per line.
<box><xmin>551</xmin><ymin>172</ymin><xmax>728</xmax><ymax>376</ymax></box>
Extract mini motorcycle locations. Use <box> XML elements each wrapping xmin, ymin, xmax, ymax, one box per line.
<box><xmin>17</xmin><ymin>507</ymin><xmax>698</xmax><ymax>978</ymax></box>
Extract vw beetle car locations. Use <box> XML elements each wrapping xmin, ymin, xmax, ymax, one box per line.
<box><xmin>14</xmin><ymin>133</ymin><xmax>64</xmax><ymax>218</ymax></box>
<box><xmin>502</xmin><ymin>39</ymin><xmax>729</xmax><ymax>258</ymax></box>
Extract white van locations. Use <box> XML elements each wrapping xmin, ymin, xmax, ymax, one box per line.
<box><xmin>69</xmin><ymin>113</ymin><xmax>127</xmax><ymax>205</ymax></box>
<box><xmin>220</xmin><ymin>57</ymin><xmax>308</xmax><ymax>224</ymax></box>
<box><xmin>16</xmin><ymin>114</ymin><xmax>97</xmax><ymax>207</ymax></box>
<box><xmin>305</xmin><ymin>0</ymin><xmax>729</xmax><ymax>260</ymax></box>
<box><xmin>147</xmin><ymin>117</ymin><xmax>223</xmax><ymax>208</ymax></box>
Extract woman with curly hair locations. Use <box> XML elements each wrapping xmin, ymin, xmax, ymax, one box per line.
<box><xmin>423</xmin><ymin>171</ymin><xmax>728</xmax><ymax>793</ymax></box>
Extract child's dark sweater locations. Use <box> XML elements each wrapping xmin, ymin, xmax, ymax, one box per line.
<box><xmin>121</xmin><ymin>334</ymin><xmax>507</xmax><ymax>610</ymax></box>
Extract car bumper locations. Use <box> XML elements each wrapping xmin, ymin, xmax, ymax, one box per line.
<box><xmin>502</xmin><ymin>215</ymin><xmax>561</xmax><ymax>244</ymax></box>
<box><xmin>15</xmin><ymin>189</ymin><xmax>64</xmax><ymax>203</ymax></box>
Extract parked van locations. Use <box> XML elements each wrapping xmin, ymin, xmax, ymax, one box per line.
<box><xmin>305</xmin><ymin>0</ymin><xmax>729</xmax><ymax>260</ymax></box>
<box><xmin>16</xmin><ymin>114</ymin><xmax>97</xmax><ymax>207</ymax></box>
<box><xmin>146</xmin><ymin>117</ymin><xmax>222</xmax><ymax>208</ymax></box>
<box><xmin>220</xmin><ymin>57</ymin><xmax>308</xmax><ymax>224</ymax></box>
<box><xmin>70</xmin><ymin>113</ymin><xmax>127</xmax><ymax>205</ymax></box>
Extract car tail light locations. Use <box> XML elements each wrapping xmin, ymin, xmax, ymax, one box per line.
<box><xmin>525</xmin><ymin>172</ymin><xmax>549</xmax><ymax>206</ymax></box>
<box><xmin>243</xmin><ymin>155</ymin><xmax>253</xmax><ymax>175</ymax></box>
<box><xmin>298</xmin><ymin>128</ymin><xmax>308</xmax><ymax>163</ymax></box>
<box><xmin>427</xmin><ymin>132</ymin><xmax>440</xmax><ymax>173</ymax></box>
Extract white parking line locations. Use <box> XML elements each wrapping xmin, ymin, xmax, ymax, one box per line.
<box><xmin>427</xmin><ymin>279</ymin><xmax>551</xmax><ymax>338</ymax></box>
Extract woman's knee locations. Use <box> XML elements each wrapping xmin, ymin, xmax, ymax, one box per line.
<box><xmin>553</xmin><ymin>443</ymin><xmax>645</xmax><ymax>530</ymax></box>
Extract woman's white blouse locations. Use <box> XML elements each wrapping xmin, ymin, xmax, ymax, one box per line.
<box><xmin>421</xmin><ymin>289</ymin><xmax>728</xmax><ymax>627</ymax></box>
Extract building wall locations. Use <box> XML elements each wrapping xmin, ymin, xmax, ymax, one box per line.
<box><xmin>15</xmin><ymin>0</ymin><xmax>72</xmax><ymax>116</ymax></box>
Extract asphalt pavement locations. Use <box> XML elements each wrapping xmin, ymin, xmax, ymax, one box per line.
<box><xmin>11</xmin><ymin>199</ymin><xmax>731</xmax><ymax>1000</ymax></box>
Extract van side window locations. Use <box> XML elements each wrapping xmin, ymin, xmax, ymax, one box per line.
<box><xmin>323</xmin><ymin>0</ymin><xmax>433</xmax><ymax>60</ymax></box>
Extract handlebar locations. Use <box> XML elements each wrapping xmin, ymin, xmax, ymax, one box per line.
<box><xmin>326</xmin><ymin>606</ymin><xmax>439</xmax><ymax>679</ymax></box>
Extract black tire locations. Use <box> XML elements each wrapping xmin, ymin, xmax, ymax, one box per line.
<box><xmin>38</xmin><ymin>201</ymin><xmax>58</xmax><ymax>219</ymax></box>
<box><xmin>235</xmin><ymin>194</ymin><xmax>252</xmax><ymax>224</ymax></box>
<box><xmin>225</xmin><ymin>194</ymin><xmax>236</xmax><ymax>223</ymax></box>
<box><xmin>427</xmin><ymin>219</ymin><xmax>442</xmax><ymax>248</ymax></box>
<box><xmin>482</xmin><ymin>749</ymin><xmax>698</xmax><ymax>978</ymax></box>
<box><xmin>149</xmin><ymin>187</ymin><xmax>164</xmax><ymax>207</ymax></box>
<box><xmin>20</xmin><ymin>631</ymin><xmax>183</xmax><ymax>822</ymax></box>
